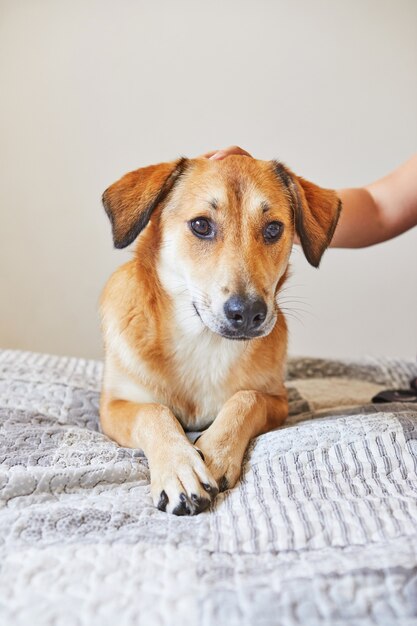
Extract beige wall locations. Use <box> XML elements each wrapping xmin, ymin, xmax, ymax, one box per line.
<box><xmin>1</xmin><ymin>0</ymin><xmax>416</xmax><ymax>360</ymax></box>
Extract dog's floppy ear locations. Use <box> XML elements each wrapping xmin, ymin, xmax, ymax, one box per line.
<box><xmin>102</xmin><ymin>157</ymin><xmax>189</xmax><ymax>248</ymax></box>
<box><xmin>273</xmin><ymin>162</ymin><xmax>341</xmax><ymax>267</ymax></box>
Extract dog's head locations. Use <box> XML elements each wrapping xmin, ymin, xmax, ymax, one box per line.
<box><xmin>103</xmin><ymin>156</ymin><xmax>341</xmax><ymax>340</ymax></box>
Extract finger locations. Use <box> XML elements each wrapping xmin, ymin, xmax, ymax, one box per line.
<box><xmin>209</xmin><ymin>145</ymin><xmax>252</xmax><ymax>160</ymax></box>
<box><xmin>198</xmin><ymin>150</ymin><xmax>218</xmax><ymax>159</ymax></box>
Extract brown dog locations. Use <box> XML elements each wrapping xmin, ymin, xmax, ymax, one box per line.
<box><xmin>100</xmin><ymin>156</ymin><xmax>341</xmax><ymax>515</ymax></box>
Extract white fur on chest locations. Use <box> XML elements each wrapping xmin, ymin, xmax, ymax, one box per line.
<box><xmin>103</xmin><ymin>310</ymin><xmax>245</xmax><ymax>431</ymax></box>
<box><xmin>170</xmin><ymin>322</ymin><xmax>246</xmax><ymax>429</ymax></box>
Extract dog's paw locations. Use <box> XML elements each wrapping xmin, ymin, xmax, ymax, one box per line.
<box><xmin>150</xmin><ymin>444</ymin><xmax>219</xmax><ymax>515</ymax></box>
<box><xmin>194</xmin><ymin>434</ymin><xmax>243</xmax><ymax>493</ymax></box>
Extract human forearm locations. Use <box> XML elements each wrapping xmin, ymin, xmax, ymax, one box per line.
<box><xmin>332</xmin><ymin>154</ymin><xmax>417</xmax><ymax>248</ymax></box>
<box><xmin>330</xmin><ymin>187</ymin><xmax>384</xmax><ymax>248</ymax></box>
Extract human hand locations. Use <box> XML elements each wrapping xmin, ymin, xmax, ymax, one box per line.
<box><xmin>199</xmin><ymin>145</ymin><xmax>253</xmax><ymax>160</ymax></box>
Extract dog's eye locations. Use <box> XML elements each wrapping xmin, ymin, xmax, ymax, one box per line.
<box><xmin>190</xmin><ymin>218</ymin><xmax>214</xmax><ymax>239</ymax></box>
<box><xmin>263</xmin><ymin>221</ymin><xmax>283</xmax><ymax>243</ymax></box>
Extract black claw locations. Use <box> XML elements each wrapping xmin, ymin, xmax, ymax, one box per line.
<box><xmin>196</xmin><ymin>497</ymin><xmax>211</xmax><ymax>513</ymax></box>
<box><xmin>159</xmin><ymin>485</ymin><xmax>218</xmax><ymax>516</ymax></box>
<box><xmin>157</xmin><ymin>490</ymin><xmax>168</xmax><ymax>511</ymax></box>
<box><xmin>172</xmin><ymin>492</ymin><xmax>212</xmax><ymax>516</ymax></box>
<box><xmin>196</xmin><ymin>448</ymin><xmax>205</xmax><ymax>461</ymax></box>
<box><xmin>191</xmin><ymin>494</ymin><xmax>211</xmax><ymax>514</ymax></box>
<box><xmin>218</xmin><ymin>476</ymin><xmax>229</xmax><ymax>492</ymax></box>
<box><xmin>172</xmin><ymin>492</ymin><xmax>192</xmax><ymax>516</ymax></box>
<box><xmin>202</xmin><ymin>482</ymin><xmax>219</xmax><ymax>498</ymax></box>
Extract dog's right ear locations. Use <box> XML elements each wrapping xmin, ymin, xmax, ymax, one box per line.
<box><xmin>102</xmin><ymin>158</ymin><xmax>189</xmax><ymax>248</ymax></box>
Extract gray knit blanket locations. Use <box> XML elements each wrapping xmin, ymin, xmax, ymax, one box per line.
<box><xmin>1</xmin><ymin>349</ymin><xmax>417</xmax><ymax>626</ymax></box>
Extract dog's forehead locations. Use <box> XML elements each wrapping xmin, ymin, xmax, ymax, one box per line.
<box><xmin>179</xmin><ymin>156</ymin><xmax>285</xmax><ymax>211</ymax></box>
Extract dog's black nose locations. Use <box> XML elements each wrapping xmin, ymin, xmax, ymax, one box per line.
<box><xmin>223</xmin><ymin>296</ymin><xmax>267</xmax><ymax>332</ymax></box>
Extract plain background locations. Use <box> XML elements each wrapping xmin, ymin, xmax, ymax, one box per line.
<box><xmin>1</xmin><ymin>0</ymin><xmax>416</xmax><ymax>361</ymax></box>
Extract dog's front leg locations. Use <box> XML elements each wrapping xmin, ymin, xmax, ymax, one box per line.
<box><xmin>100</xmin><ymin>398</ymin><xmax>219</xmax><ymax>515</ymax></box>
<box><xmin>195</xmin><ymin>391</ymin><xmax>288</xmax><ymax>491</ymax></box>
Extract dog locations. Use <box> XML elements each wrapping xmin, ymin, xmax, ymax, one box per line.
<box><xmin>100</xmin><ymin>155</ymin><xmax>341</xmax><ymax>515</ymax></box>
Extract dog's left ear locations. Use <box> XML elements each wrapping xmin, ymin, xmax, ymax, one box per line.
<box><xmin>273</xmin><ymin>162</ymin><xmax>342</xmax><ymax>267</ymax></box>
<box><xmin>102</xmin><ymin>157</ymin><xmax>189</xmax><ymax>248</ymax></box>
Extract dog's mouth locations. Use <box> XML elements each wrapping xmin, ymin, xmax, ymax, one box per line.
<box><xmin>218</xmin><ymin>332</ymin><xmax>262</xmax><ymax>341</ymax></box>
<box><xmin>192</xmin><ymin>302</ymin><xmax>270</xmax><ymax>341</ymax></box>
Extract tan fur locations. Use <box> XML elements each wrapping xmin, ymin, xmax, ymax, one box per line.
<box><xmin>100</xmin><ymin>156</ymin><xmax>340</xmax><ymax>515</ymax></box>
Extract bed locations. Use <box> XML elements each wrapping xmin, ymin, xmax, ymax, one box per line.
<box><xmin>1</xmin><ymin>348</ymin><xmax>417</xmax><ymax>625</ymax></box>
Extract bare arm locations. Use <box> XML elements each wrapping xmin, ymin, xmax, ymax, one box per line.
<box><xmin>333</xmin><ymin>153</ymin><xmax>417</xmax><ymax>247</ymax></box>
<box><xmin>202</xmin><ymin>147</ymin><xmax>417</xmax><ymax>248</ymax></box>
